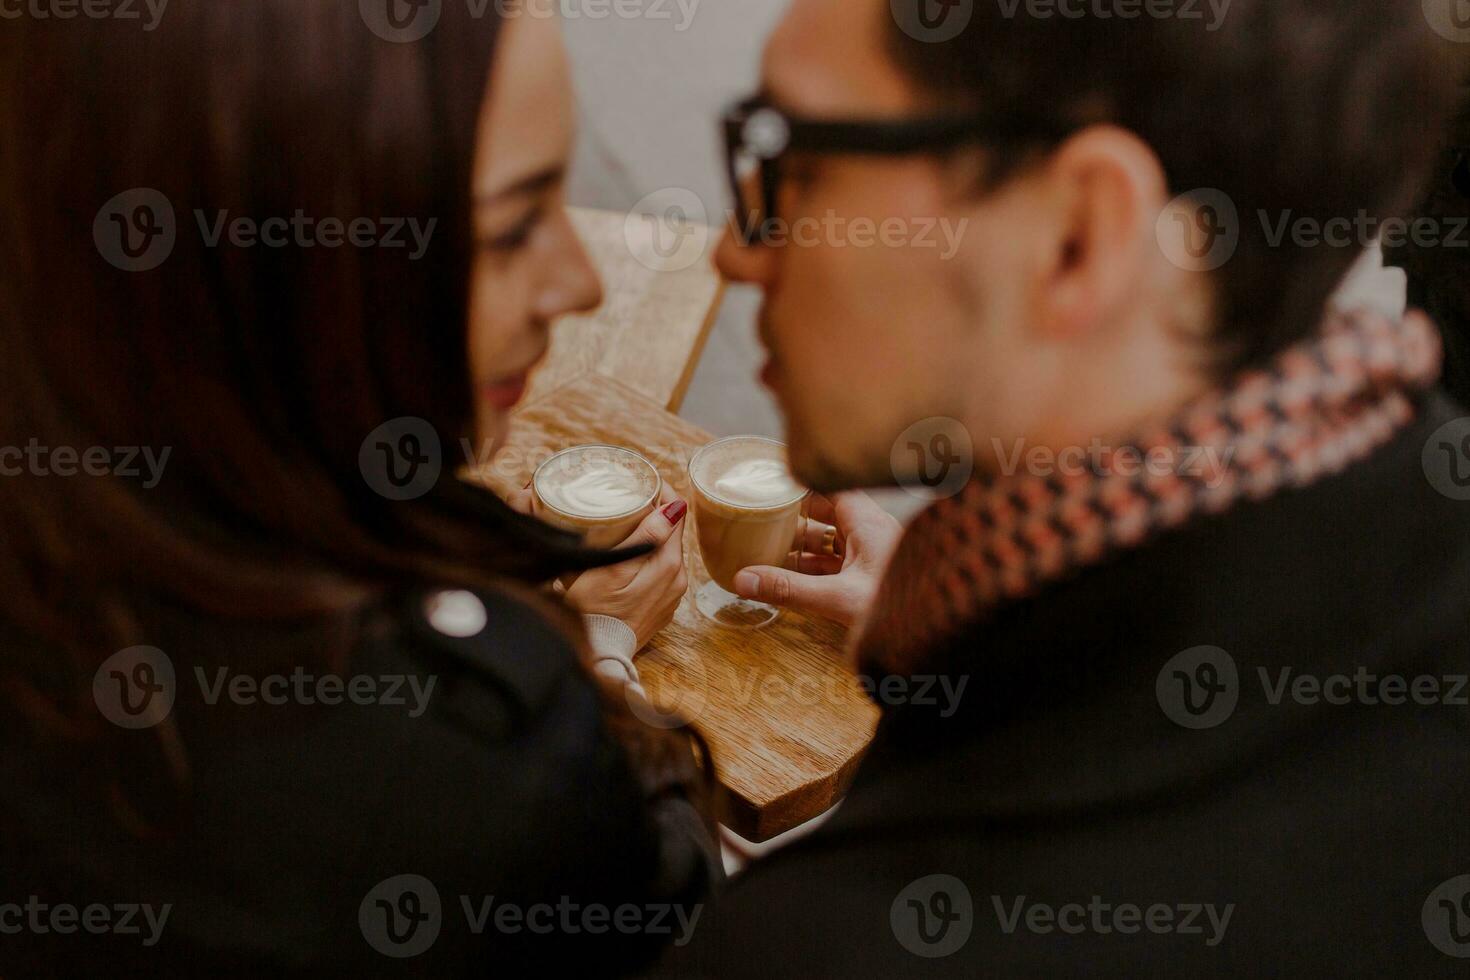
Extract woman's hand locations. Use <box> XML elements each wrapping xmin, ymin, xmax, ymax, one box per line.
<box><xmin>731</xmin><ymin>490</ymin><xmax>902</xmax><ymax>628</ymax></box>
<box><xmin>566</xmin><ymin>485</ymin><xmax>688</xmax><ymax>649</ymax></box>
<box><xmin>509</xmin><ymin>481</ymin><xmax>689</xmax><ymax>650</ymax></box>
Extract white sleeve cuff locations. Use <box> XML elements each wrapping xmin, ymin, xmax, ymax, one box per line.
<box><xmin>582</xmin><ymin>614</ymin><xmax>643</xmax><ymax>693</ymax></box>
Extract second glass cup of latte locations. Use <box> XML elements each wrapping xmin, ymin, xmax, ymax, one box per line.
<box><xmin>688</xmin><ymin>436</ymin><xmax>809</xmax><ymax>628</ymax></box>
<box><xmin>531</xmin><ymin>445</ymin><xmax>662</xmax><ymax>549</ymax></box>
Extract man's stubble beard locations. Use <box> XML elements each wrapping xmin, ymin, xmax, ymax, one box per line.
<box><xmin>788</xmin><ymin>431</ymin><xmax>898</xmax><ymax>496</ymax></box>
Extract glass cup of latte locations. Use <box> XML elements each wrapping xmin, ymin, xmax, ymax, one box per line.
<box><xmin>688</xmin><ymin>435</ymin><xmax>809</xmax><ymax>628</ymax></box>
<box><xmin>531</xmin><ymin>445</ymin><xmax>662</xmax><ymax>550</ymax></box>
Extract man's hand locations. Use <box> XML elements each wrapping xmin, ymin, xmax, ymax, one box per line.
<box><xmin>731</xmin><ymin>490</ymin><xmax>903</xmax><ymax>627</ymax></box>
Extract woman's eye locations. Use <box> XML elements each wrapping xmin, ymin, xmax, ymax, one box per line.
<box><xmin>480</xmin><ymin>208</ymin><xmax>542</xmax><ymax>253</ymax></box>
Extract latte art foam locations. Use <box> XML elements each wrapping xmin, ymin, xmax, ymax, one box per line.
<box><xmin>540</xmin><ymin>465</ymin><xmax>651</xmax><ymax>517</ymax></box>
<box><xmin>713</xmin><ymin>458</ymin><xmax>801</xmax><ymax>506</ymax></box>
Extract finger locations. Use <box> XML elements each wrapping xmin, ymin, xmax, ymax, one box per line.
<box><xmin>506</xmin><ymin>486</ymin><xmax>535</xmax><ymax>516</ymax></box>
<box><xmin>804</xmin><ymin>492</ymin><xmax>838</xmax><ymax>526</ymax></box>
<box><xmin>652</xmin><ymin>519</ymin><xmax>688</xmax><ymax>573</ymax></box>
<box><xmin>657</xmin><ymin>494</ymin><xmax>688</xmax><ymax>562</ymax></box>
<box><xmin>798</xmin><ymin>520</ymin><xmax>843</xmax><ymax>556</ymax></box>
<box><xmin>788</xmin><ymin>553</ymin><xmax>844</xmax><ymax>576</ymax></box>
<box><xmin>619</xmin><ymin>498</ymin><xmax>688</xmax><ymax>551</ymax></box>
<box><xmin>650</xmin><ymin>483</ymin><xmax>683</xmax><ymax>559</ymax></box>
<box><xmin>732</xmin><ymin>564</ymin><xmax>849</xmax><ymax>620</ymax></box>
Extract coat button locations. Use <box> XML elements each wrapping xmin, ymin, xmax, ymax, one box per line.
<box><xmin>423</xmin><ymin>590</ymin><xmax>487</xmax><ymax>638</ymax></box>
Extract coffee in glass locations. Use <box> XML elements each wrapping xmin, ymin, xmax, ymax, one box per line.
<box><xmin>688</xmin><ymin>436</ymin><xmax>808</xmax><ymax>627</ymax></box>
<box><xmin>532</xmin><ymin>445</ymin><xmax>661</xmax><ymax>550</ymax></box>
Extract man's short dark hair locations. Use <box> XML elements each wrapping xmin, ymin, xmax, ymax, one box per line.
<box><xmin>888</xmin><ymin>0</ymin><xmax>1467</xmax><ymax>376</ymax></box>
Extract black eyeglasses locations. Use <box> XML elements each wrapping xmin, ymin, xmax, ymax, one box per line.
<box><xmin>721</xmin><ymin>95</ymin><xmax>1077</xmax><ymax>245</ymax></box>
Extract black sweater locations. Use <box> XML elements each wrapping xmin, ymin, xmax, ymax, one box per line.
<box><xmin>664</xmin><ymin>391</ymin><xmax>1470</xmax><ymax>978</ymax></box>
<box><xmin>0</xmin><ymin>587</ymin><xmax>717</xmax><ymax>977</ymax></box>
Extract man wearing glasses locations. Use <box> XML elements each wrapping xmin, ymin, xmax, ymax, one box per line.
<box><xmin>663</xmin><ymin>0</ymin><xmax>1470</xmax><ymax>975</ymax></box>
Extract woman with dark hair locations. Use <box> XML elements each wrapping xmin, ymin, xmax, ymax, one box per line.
<box><xmin>0</xmin><ymin>2</ymin><xmax>715</xmax><ymax>975</ymax></box>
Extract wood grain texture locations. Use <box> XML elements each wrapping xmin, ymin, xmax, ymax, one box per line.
<box><xmin>521</xmin><ymin>207</ymin><xmax>724</xmax><ymax>413</ymax></box>
<box><xmin>470</xmin><ymin>372</ymin><xmax>879</xmax><ymax>842</ymax></box>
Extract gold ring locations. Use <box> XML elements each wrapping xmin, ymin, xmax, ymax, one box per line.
<box><xmin>820</xmin><ymin>526</ymin><xmax>838</xmax><ymax>557</ymax></box>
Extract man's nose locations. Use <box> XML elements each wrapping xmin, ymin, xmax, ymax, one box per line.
<box><xmin>715</xmin><ymin>166</ymin><xmax>780</xmax><ymax>285</ymax></box>
<box><xmin>714</xmin><ymin>223</ymin><xmax>777</xmax><ymax>287</ymax></box>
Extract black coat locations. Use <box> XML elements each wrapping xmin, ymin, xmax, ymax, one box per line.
<box><xmin>1385</xmin><ymin>83</ymin><xmax>1470</xmax><ymax>405</ymax></box>
<box><xmin>664</xmin><ymin>390</ymin><xmax>1470</xmax><ymax>977</ymax></box>
<box><xmin>0</xmin><ymin>587</ymin><xmax>717</xmax><ymax>977</ymax></box>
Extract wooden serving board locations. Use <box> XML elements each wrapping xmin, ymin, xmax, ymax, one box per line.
<box><xmin>518</xmin><ymin>207</ymin><xmax>724</xmax><ymax>413</ymax></box>
<box><xmin>471</xmin><ymin>372</ymin><xmax>879</xmax><ymax>842</ymax></box>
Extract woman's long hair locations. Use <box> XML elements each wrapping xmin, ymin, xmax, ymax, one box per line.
<box><xmin>0</xmin><ymin>2</ymin><xmax>650</xmax><ymax>794</ymax></box>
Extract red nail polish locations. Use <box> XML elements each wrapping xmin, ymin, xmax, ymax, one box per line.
<box><xmin>662</xmin><ymin>499</ymin><xmax>687</xmax><ymax>524</ymax></box>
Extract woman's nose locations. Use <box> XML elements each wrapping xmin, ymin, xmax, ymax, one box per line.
<box><xmin>536</xmin><ymin>213</ymin><xmax>605</xmax><ymax>321</ymax></box>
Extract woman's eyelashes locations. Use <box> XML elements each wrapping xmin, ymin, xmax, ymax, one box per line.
<box><xmin>479</xmin><ymin>204</ymin><xmax>545</xmax><ymax>254</ymax></box>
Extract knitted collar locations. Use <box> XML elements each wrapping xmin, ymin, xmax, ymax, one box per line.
<box><xmin>854</xmin><ymin>309</ymin><xmax>1443</xmax><ymax>678</ymax></box>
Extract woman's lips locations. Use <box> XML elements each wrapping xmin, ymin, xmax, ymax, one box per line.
<box><xmin>481</xmin><ymin>373</ymin><xmax>529</xmax><ymax>411</ymax></box>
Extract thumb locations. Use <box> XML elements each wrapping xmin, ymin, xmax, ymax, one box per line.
<box><xmin>732</xmin><ymin>565</ymin><xmax>849</xmax><ymax>622</ymax></box>
<box><xmin>620</xmin><ymin>498</ymin><xmax>688</xmax><ymax>550</ymax></box>
<box><xmin>505</xmin><ymin>486</ymin><xmax>535</xmax><ymax>516</ymax></box>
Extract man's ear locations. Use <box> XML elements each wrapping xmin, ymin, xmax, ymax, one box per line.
<box><xmin>1033</xmin><ymin>125</ymin><xmax>1169</xmax><ymax>342</ymax></box>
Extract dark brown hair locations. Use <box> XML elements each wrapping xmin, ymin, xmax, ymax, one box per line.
<box><xmin>888</xmin><ymin>0</ymin><xmax>1468</xmax><ymax>374</ymax></box>
<box><xmin>0</xmin><ymin>3</ymin><xmax>615</xmax><ymax>750</ymax></box>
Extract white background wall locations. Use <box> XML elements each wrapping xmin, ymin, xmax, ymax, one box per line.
<box><xmin>562</xmin><ymin>1</ymin><xmax>791</xmax><ymax>437</ymax></box>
